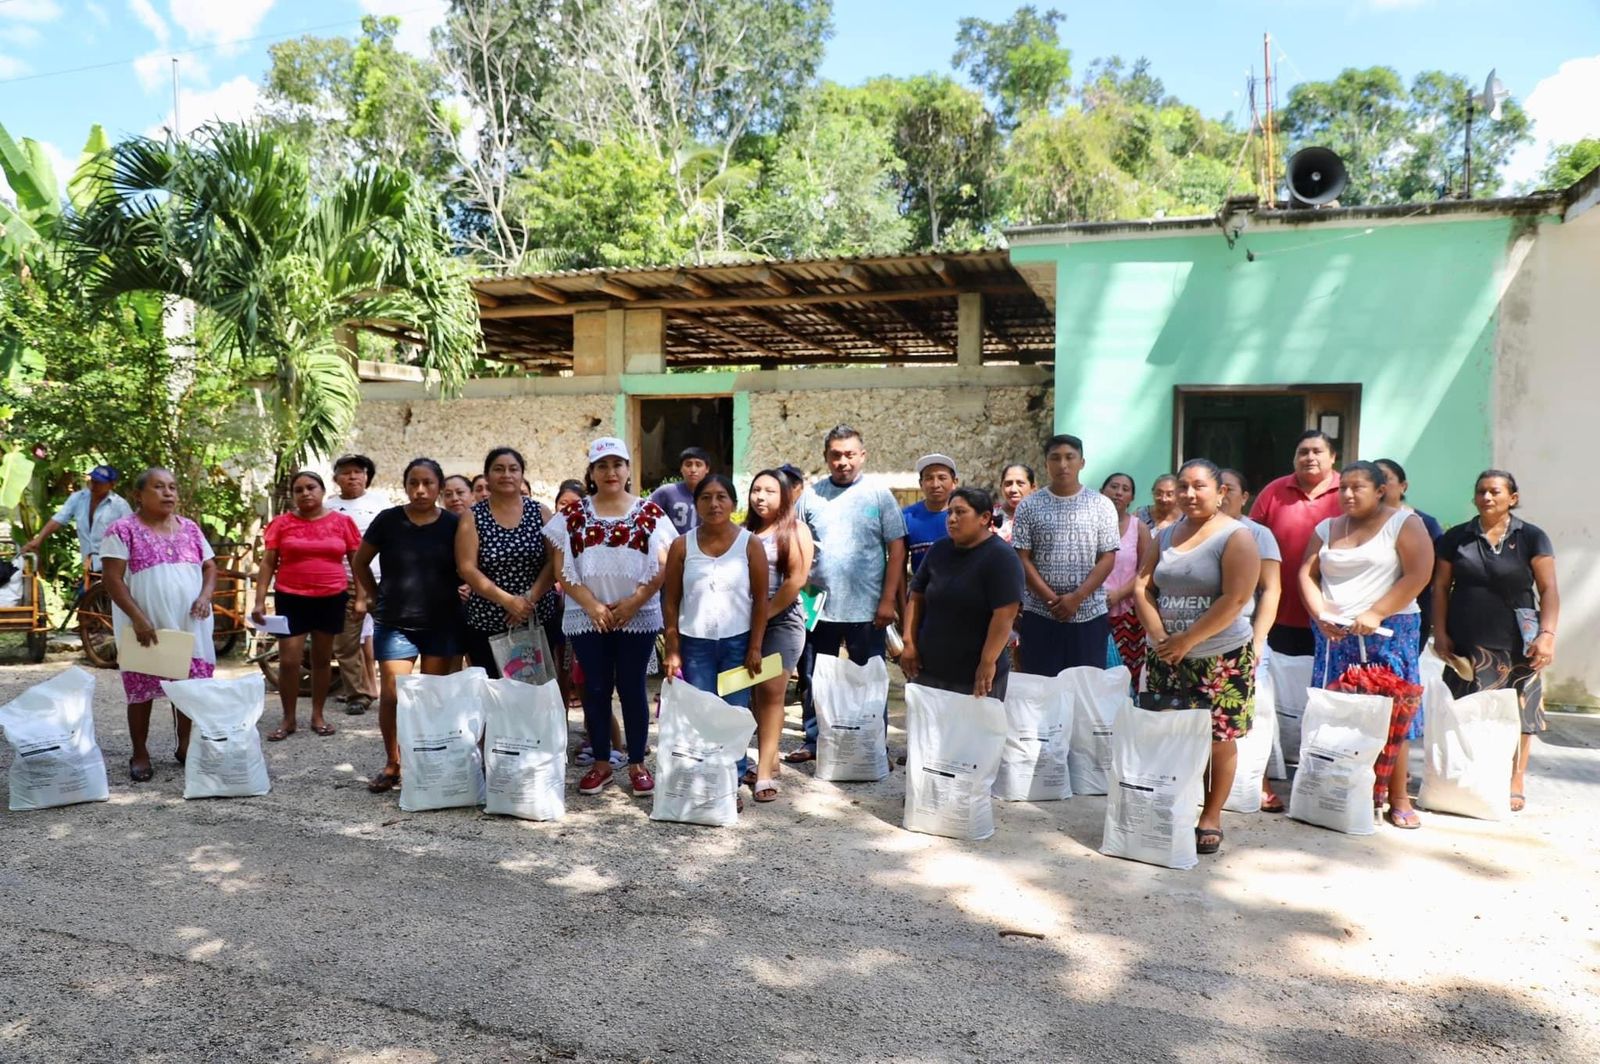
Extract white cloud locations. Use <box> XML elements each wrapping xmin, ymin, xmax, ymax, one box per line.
<box><xmin>133</xmin><ymin>48</ymin><xmax>209</xmax><ymax>93</ymax></box>
<box><xmin>168</xmin><ymin>0</ymin><xmax>275</xmax><ymax>50</ymax></box>
<box><xmin>0</xmin><ymin>54</ymin><xmax>28</xmax><ymax>78</ymax></box>
<box><xmin>1502</xmin><ymin>54</ymin><xmax>1600</xmax><ymax>189</ymax></box>
<box><xmin>359</xmin><ymin>0</ymin><xmax>447</xmax><ymax>58</ymax></box>
<box><xmin>36</xmin><ymin>139</ymin><xmax>71</xmax><ymax>187</ymax></box>
<box><xmin>127</xmin><ymin>0</ymin><xmax>168</xmax><ymax>43</ymax></box>
<box><xmin>147</xmin><ymin>74</ymin><xmax>263</xmax><ymax>139</ymax></box>
<box><xmin>0</xmin><ymin>24</ymin><xmax>43</xmax><ymax>47</ymax></box>
<box><xmin>0</xmin><ymin>1</ymin><xmax>62</xmax><ymax>23</ymax></box>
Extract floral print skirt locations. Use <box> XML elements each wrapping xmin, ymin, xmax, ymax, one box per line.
<box><xmin>1144</xmin><ymin>641</ymin><xmax>1256</xmax><ymax>742</ymax></box>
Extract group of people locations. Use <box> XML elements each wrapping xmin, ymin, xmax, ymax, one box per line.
<box><xmin>31</xmin><ymin>424</ymin><xmax>1561</xmax><ymax>843</ymax></box>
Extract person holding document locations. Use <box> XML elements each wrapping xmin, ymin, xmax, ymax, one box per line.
<box><xmin>662</xmin><ymin>473</ymin><xmax>768</xmax><ymax>805</ymax></box>
<box><xmin>99</xmin><ymin>468</ymin><xmax>217</xmax><ymax>782</ymax></box>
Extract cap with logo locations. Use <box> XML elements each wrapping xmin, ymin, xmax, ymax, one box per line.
<box><xmin>914</xmin><ymin>453</ymin><xmax>958</xmax><ymax>478</ymax></box>
<box><xmin>586</xmin><ymin>437</ymin><xmax>631</xmax><ymax>465</ymax></box>
<box><xmin>88</xmin><ymin>465</ymin><xmax>120</xmax><ymax>483</ymax></box>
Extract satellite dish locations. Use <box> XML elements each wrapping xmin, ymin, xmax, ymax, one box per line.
<box><xmin>1286</xmin><ymin>146</ymin><xmax>1348</xmax><ymax>206</ymax></box>
<box><xmin>1478</xmin><ymin>69</ymin><xmax>1509</xmax><ymax>121</ymax></box>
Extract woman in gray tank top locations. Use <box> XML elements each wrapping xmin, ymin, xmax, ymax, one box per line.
<box><xmin>1133</xmin><ymin>458</ymin><xmax>1262</xmax><ymax>856</ymax></box>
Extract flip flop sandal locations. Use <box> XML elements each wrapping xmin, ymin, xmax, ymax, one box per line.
<box><xmin>1260</xmin><ymin>792</ymin><xmax>1285</xmax><ymax>813</ymax></box>
<box><xmin>1384</xmin><ymin>808</ymin><xmax>1422</xmax><ymax>830</ymax></box>
<box><xmin>367</xmin><ymin>770</ymin><xmax>402</xmax><ymax>794</ymax></box>
<box><xmin>266</xmin><ymin>728</ymin><xmax>295</xmax><ymax>742</ymax></box>
<box><xmin>310</xmin><ymin>721</ymin><xmax>337</xmax><ymax>737</ymax></box>
<box><xmin>1195</xmin><ymin>827</ymin><xmax>1224</xmax><ymax>854</ymax></box>
<box><xmin>129</xmin><ymin>759</ymin><xmax>154</xmax><ymax>783</ymax></box>
<box><xmin>741</xmin><ymin>768</ymin><xmax>758</xmax><ymax>788</ymax></box>
<box><xmin>753</xmin><ymin>779</ymin><xmax>779</xmax><ymax>803</ymax></box>
<box><xmin>1510</xmin><ymin>793</ymin><xmax>1526</xmax><ymax>812</ymax></box>
<box><xmin>784</xmin><ymin>748</ymin><xmax>815</xmax><ymax>764</ymax></box>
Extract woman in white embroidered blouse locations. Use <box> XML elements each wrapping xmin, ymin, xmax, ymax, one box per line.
<box><xmin>543</xmin><ymin>437</ymin><xmax>676</xmax><ymax>797</ymax></box>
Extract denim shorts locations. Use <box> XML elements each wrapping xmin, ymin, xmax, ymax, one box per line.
<box><xmin>372</xmin><ymin>622</ymin><xmax>459</xmax><ymax>662</ymax></box>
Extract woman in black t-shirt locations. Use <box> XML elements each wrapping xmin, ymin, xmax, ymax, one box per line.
<box><xmin>900</xmin><ymin>487</ymin><xmax>1025</xmax><ymax>701</ymax></box>
<box><xmin>352</xmin><ymin>458</ymin><xmax>462</xmax><ymax>794</ymax></box>
<box><xmin>1431</xmin><ymin>469</ymin><xmax>1560</xmax><ymax>813</ymax></box>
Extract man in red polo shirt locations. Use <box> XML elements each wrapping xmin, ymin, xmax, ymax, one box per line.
<box><xmin>1250</xmin><ymin>430</ymin><xmax>1343</xmax><ymax>656</ymax></box>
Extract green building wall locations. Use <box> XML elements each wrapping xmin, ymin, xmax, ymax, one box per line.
<box><xmin>1011</xmin><ymin>218</ymin><xmax>1520</xmax><ymax>520</ymax></box>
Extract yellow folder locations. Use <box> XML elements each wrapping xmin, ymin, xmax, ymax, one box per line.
<box><xmin>116</xmin><ymin>627</ymin><xmax>198</xmax><ymax>680</ymax></box>
<box><xmin>716</xmin><ymin>653</ymin><xmax>784</xmax><ymax>696</ymax></box>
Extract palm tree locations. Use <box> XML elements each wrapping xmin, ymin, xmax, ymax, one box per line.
<box><xmin>59</xmin><ymin>122</ymin><xmax>480</xmax><ymax>471</ymax></box>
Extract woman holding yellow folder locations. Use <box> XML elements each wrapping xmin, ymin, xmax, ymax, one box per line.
<box><xmin>99</xmin><ymin>468</ymin><xmax>217</xmax><ymax>782</ymax></box>
<box><xmin>662</xmin><ymin>474</ymin><xmax>769</xmax><ymax>801</ymax></box>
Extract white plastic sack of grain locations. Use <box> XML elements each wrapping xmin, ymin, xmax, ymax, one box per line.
<box><xmin>813</xmin><ymin>653</ymin><xmax>890</xmax><ymax>782</ymax></box>
<box><xmin>1418</xmin><ymin>677</ymin><xmax>1520</xmax><ymax>821</ymax></box>
<box><xmin>1258</xmin><ymin>652</ymin><xmax>1287</xmax><ymax>780</ymax></box>
<box><xmin>0</xmin><ymin>666</ymin><xmax>108</xmax><ymax>810</ymax></box>
<box><xmin>1267</xmin><ymin>653</ymin><xmax>1313</xmax><ymax>765</ymax></box>
<box><xmin>162</xmin><ymin>674</ymin><xmax>270</xmax><ymax>799</ymax></box>
<box><xmin>1099</xmin><ymin>706</ymin><xmax>1211</xmax><ymax>869</ymax></box>
<box><xmin>1289</xmin><ymin>688</ymin><xmax>1391</xmax><ymax>835</ymax></box>
<box><xmin>992</xmin><ymin>670</ymin><xmax>1073</xmax><ymax>801</ymax></box>
<box><xmin>483</xmin><ymin>676</ymin><xmax>567</xmax><ymax>821</ymax></box>
<box><xmin>1065</xmin><ymin>665</ymin><xmax>1129</xmax><ymax>796</ymax></box>
<box><xmin>397</xmin><ymin>667</ymin><xmax>488</xmax><ymax>812</ymax></box>
<box><xmin>903</xmin><ymin>684</ymin><xmax>1008</xmax><ymax>840</ymax></box>
<box><xmin>651</xmin><ymin>678</ymin><xmax>757</xmax><ymax>828</ymax></box>
<box><xmin>1223</xmin><ymin>663</ymin><xmax>1277</xmax><ymax>813</ymax></box>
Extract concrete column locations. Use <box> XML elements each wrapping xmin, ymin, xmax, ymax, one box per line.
<box><xmin>572</xmin><ymin>311</ymin><xmax>608</xmax><ymax>377</ymax></box>
<box><xmin>957</xmin><ymin>292</ymin><xmax>983</xmax><ymax>369</ymax></box>
<box><xmin>623</xmin><ymin>308</ymin><xmax>666</xmax><ymax>375</ymax></box>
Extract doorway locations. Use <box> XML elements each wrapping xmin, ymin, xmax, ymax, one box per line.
<box><xmin>634</xmin><ymin>396</ymin><xmax>734</xmax><ymax>492</ymax></box>
<box><xmin>1174</xmin><ymin>385</ymin><xmax>1360</xmax><ymax>490</ymax></box>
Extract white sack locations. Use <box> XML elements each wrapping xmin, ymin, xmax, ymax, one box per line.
<box><xmin>1418</xmin><ymin>677</ymin><xmax>1520</xmax><ymax>821</ymax></box>
<box><xmin>902</xmin><ymin>684</ymin><xmax>1008</xmax><ymax>840</ymax></box>
<box><xmin>1267</xmin><ymin>653</ymin><xmax>1313</xmax><ymax>765</ymax></box>
<box><xmin>993</xmin><ymin>670</ymin><xmax>1073</xmax><ymax>801</ymax></box>
<box><xmin>483</xmin><ymin>677</ymin><xmax>568</xmax><ymax>821</ymax></box>
<box><xmin>1224</xmin><ymin>661</ymin><xmax>1277</xmax><ymax>813</ymax></box>
<box><xmin>1065</xmin><ymin>665</ymin><xmax>1129</xmax><ymax>796</ymax></box>
<box><xmin>1289</xmin><ymin>688</ymin><xmax>1391</xmax><ymax>835</ymax></box>
<box><xmin>398</xmin><ymin>667</ymin><xmax>487</xmax><ymax>812</ymax></box>
<box><xmin>651</xmin><ymin>679</ymin><xmax>758</xmax><ymax>828</ymax></box>
<box><xmin>0</xmin><ymin>667</ymin><xmax>108</xmax><ymax>810</ymax></box>
<box><xmin>1259</xmin><ymin>652</ymin><xmax>1287</xmax><ymax>780</ymax></box>
<box><xmin>813</xmin><ymin>653</ymin><xmax>890</xmax><ymax>782</ymax></box>
<box><xmin>162</xmin><ymin>674</ymin><xmax>270</xmax><ymax>799</ymax></box>
<box><xmin>1099</xmin><ymin>707</ymin><xmax>1211</xmax><ymax>869</ymax></box>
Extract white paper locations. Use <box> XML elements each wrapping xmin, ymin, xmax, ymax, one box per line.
<box><xmin>246</xmin><ymin>614</ymin><xmax>292</xmax><ymax>635</ymax></box>
<box><xmin>116</xmin><ymin>627</ymin><xmax>197</xmax><ymax>680</ymax></box>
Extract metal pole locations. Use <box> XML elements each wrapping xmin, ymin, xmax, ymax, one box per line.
<box><xmin>1462</xmin><ymin>94</ymin><xmax>1474</xmax><ymax>199</ymax></box>
<box><xmin>171</xmin><ymin>57</ymin><xmax>181</xmax><ymax>140</ymax></box>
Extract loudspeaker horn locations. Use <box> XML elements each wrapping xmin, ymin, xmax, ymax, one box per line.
<box><xmin>1286</xmin><ymin>146</ymin><xmax>1348</xmax><ymax>206</ymax></box>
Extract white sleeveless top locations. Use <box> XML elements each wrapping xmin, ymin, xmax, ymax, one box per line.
<box><xmin>680</xmin><ymin>528</ymin><xmax>753</xmax><ymax>639</ymax></box>
<box><xmin>1316</xmin><ymin>509</ymin><xmax>1420</xmax><ymax>618</ymax></box>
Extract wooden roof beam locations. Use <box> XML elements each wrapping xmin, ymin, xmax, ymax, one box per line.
<box><xmin>801</xmin><ymin>306</ymin><xmax>905</xmax><ymax>358</ymax></box>
<box><xmin>668</xmin><ymin>311</ymin><xmax>786</xmax><ymax>361</ymax></box>
<box><xmin>881</xmin><ymin>304</ymin><xmax>954</xmax><ymax>355</ymax></box>
<box><xmin>478</xmin><ymin>284</ymin><xmax>1029</xmax><ymax>318</ymax></box>
<box><xmin>838</xmin><ymin>264</ymin><xmax>873</xmax><ymax>292</ymax></box>
<box><xmin>515</xmin><ymin>280</ymin><xmax>569</xmax><ymax>304</ymax></box>
<box><xmin>473</xmin><ymin>290</ymin><xmax>502</xmax><ymax>308</ymax></box>
<box><xmin>928</xmin><ymin>257</ymin><xmax>959</xmax><ymax>286</ymax></box>
<box><xmin>730</xmin><ymin>309</ymin><xmax>849</xmax><ymax>359</ymax></box>
<box><xmin>671</xmin><ymin>271</ymin><xmax>717</xmax><ymax>298</ymax></box>
<box><xmin>597</xmin><ymin>277</ymin><xmax>642</xmax><ymax>301</ymax></box>
<box><xmin>755</xmin><ymin>267</ymin><xmax>794</xmax><ymax>296</ymax></box>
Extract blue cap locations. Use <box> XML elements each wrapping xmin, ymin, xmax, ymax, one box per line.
<box><xmin>89</xmin><ymin>465</ymin><xmax>119</xmax><ymax>483</ymax></box>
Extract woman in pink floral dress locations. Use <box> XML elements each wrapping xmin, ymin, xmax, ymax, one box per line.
<box><xmin>100</xmin><ymin>468</ymin><xmax>217</xmax><ymax>782</ymax></box>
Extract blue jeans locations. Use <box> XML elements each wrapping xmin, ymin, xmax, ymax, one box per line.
<box><xmin>797</xmin><ymin>620</ymin><xmax>888</xmax><ymax>752</ymax></box>
<box><xmin>1017</xmin><ymin>610</ymin><xmax>1111</xmax><ymax>676</ymax></box>
<box><xmin>680</xmin><ymin>632</ymin><xmax>754</xmax><ymax>777</ymax></box>
<box><xmin>569</xmin><ymin>630</ymin><xmax>657</xmax><ymax>766</ymax></box>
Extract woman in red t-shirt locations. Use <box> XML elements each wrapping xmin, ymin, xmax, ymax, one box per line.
<box><xmin>251</xmin><ymin>471</ymin><xmax>364</xmax><ymax>741</ymax></box>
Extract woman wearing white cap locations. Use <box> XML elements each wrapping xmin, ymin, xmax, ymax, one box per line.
<box><xmin>544</xmin><ymin>437</ymin><xmax>678</xmax><ymax>796</ymax></box>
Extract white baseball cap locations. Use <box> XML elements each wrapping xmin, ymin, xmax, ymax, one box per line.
<box><xmin>587</xmin><ymin>436</ymin><xmax>631</xmax><ymax>464</ymax></box>
<box><xmin>915</xmin><ymin>453</ymin><xmax>958</xmax><ymax>478</ymax></box>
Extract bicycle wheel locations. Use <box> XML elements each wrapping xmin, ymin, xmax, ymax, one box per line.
<box><xmin>211</xmin><ymin>607</ymin><xmax>241</xmax><ymax>657</ymax></box>
<box><xmin>250</xmin><ymin>630</ymin><xmax>339</xmax><ymax>697</ymax></box>
<box><xmin>77</xmin><ymin>583</ymin><xmax>118</xmax><ymax>668</ymax></box>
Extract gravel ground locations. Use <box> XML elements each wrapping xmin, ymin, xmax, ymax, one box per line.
<box><xmin>2</xmin><ymin>655</ymin><xmax>1597</xmax><ymax>1064</ymax></box>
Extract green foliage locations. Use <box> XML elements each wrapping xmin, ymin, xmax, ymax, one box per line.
<box><xmin>59</xmin><ymin>123</ymin><xmax>480</xmax><ymax>474</ymax></box>
<box><xmin>876</xmin><ymin>75</ymin><xmax>1000</xmax><ymax>248</ymax></box>
<box><xmin>512</xmin><ymin>141</ymin><xmax>694</xmax><ymax>269</ymax></box>
<box><xmin>953</xmin><ymin>6</ymin><xmax>1071</xmax><ymax>126</ymax></box>
<box><xmin>1539</xmin><ymin>139</ymin><xmax>1600</xmax><ymax>190</ymax></box>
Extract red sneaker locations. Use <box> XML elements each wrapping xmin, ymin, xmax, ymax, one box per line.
<box><xmin>628</xmin><ymin>766</ymin><xmax>655</xmax><ymax>796</ymax></box>
<box><xmin>578</xmin><ymin>765</ymin><xmax>613</xmax><ymax>795</ymax></box>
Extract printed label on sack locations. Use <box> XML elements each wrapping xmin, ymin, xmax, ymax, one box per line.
<box><xmin>15</xmin><ymin>729</ymin><xmax>95</xmax><ymax>798</ymax></box>
<box><xmin>1112</xmin><ymin>774</ymin><xmax>1182</xmax><ymax>849</ymax></box>
<box><xmin>913</xmin><ymin>760</ymin><xmax>982</xmax><ymax>832</ymax></box>
<box><xmin>1298</xmin><ymin>748</ymin><xmax>1359</xmax><ymax>810</ymax></box>
<box><xmin>409</xmin><ymin>729</ymin><xmax>477</xmax><ymax>800</ymax></box>
<box><xmin>662</xmin><ymin>743</ymin><xmax>729</xmax><ymax>804</ymax></box>
<box><xmin>1005</xmin><ymin>731</ymin><xmax>1068</xmax><ymax>789</ymax></box>
<box><xmin>195</xmin><ymin>730</ymin><xmax>255</xmax><ymax>789</ymax></box>
<box><xmin>487</xmin><ymin>739</ymin><xmax>561</xmax><ymax>803</ymax></box>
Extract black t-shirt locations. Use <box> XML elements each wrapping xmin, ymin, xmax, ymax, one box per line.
<box><xmin>363</xmin><ymin>506</ymin><xmax>461</xmax><ymax>630</ymax></box>
<box><xmin>909</xmin><ymin>534</ymin><xmax>1024</xmax><ymax>689</ymax></box>
<box><xmin>1436</xmin><ymin>516</ymin><xmax>1553</xmax><ymax>652</ymax></box>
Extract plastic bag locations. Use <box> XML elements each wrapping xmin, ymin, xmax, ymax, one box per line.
<box><xmin>1065</xmin><ymin>665</ymin><xmax>1129</xmax><ymax>796</ymax></box>
<box><xmin>1289</xmin><ymin>688</ymin><xmax>1391</xmax><ymax>835</ymax></box>
<box><xmin>398</xmin><ymin>667</ymin><xmax>488</xmax><ymax>812</ymax></box>
<box><xmin>483</xmin><ymin>677</ymin><xmax>568</xmax><ymax>821</ymax></box>
<box><xmin>490</xmin><ymin>621</ymin><xmax>554</xmax><ymax>685</ymax></box>
<box><xmin>993</xmin><ymin>670</ymin><xmax>1073</xmax><ymax>802</ymax></box>
<box><xmin>1099</xmin><ymin>706</ymin><xmax>1211</xmax><ymax>869</ymax></box>
<box><xmin>1260</xmin><ymin>652</ymin><xmax>1287</xmax><ymax>780</ymax></box>
<box><xmin>651</xmin><ymin>679</ymin><xmax>757</xmax><ymax>828</ymax></box>
<box><xmin>162</xmin><ymin>674</ymin><xmax>270</xmax><ymax>799</ymax></box>
<box><xmin>1223</xmin><ymin>661</ymin><xmax>1276</xmax><ymax>813</ymax></box>
<box><xmin>1267</xmin><ymin>653</ymin><xmax>1313</xmax><ymax>765</ymax></box>
<box><xmin>903</xmin><ymin>684</ymin><xmax>1008</xmax><ymax>839</ymax></box>
<box><xmin>0</xmin><ymin>667</ymin><xmax>108</xmax><ymax>811</ymax></box>
<box><xmin>1418</xmin><ymin>676</ymin><xmax>1519</xmax><ymax>821</ymax></box>
<box><xmin>813</xmin><ymin>653</ymin><xmax>890</xmax><ymax>782</ymax></box>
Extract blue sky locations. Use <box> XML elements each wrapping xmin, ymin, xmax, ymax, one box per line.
<box><xmin>1</xmin><ymin>0</ymin><xmax>1597</xmax><ymax>193</ymax></box>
